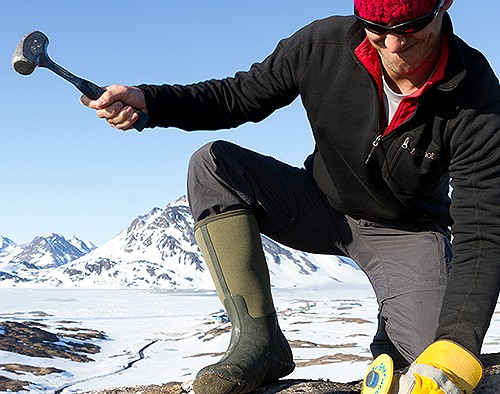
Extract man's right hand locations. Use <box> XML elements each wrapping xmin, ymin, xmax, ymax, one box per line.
<box><xmin>80</xmin><ymin>84</ymin><xmax>148</xmax><ymax>131</ymax></box>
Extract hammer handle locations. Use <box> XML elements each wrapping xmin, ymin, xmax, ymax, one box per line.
<box><xmin>45</xmin><ymin>58</ymin><xmax>148</xmax><ymax>132</ymax></box>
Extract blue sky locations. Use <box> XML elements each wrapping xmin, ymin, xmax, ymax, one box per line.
<box><xmin>1</xmin><ymin>1</ymin><xmax>499</xmax><ymax>246</ymax></box>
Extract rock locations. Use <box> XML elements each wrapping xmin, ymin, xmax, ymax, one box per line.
<box><xmin>0</xmin><ymin>376</ymin><xmax>32</xmax><ymax>393</ymax></box>
<box><xmin>0</xmin><ymin>320</ymin><xmax>107</xmax><ymax>392</ymax></box>
<box><xmin>0</xmin><ymin>320</ymin><xmax>105</xmax><ymax>362</ymax></box>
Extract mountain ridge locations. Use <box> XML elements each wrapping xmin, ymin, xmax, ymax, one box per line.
<box><xmin>0</xmin><ymin>196</ymin><xmax>365</xmax><ymax>290</ymax></box>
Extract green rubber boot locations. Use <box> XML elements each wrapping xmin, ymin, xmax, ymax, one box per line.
<box><xmin>193</xmin><ymin>209</ymin><xmax>295</xmax><ymax>394</ymax></box>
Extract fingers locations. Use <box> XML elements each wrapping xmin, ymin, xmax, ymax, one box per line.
<box><xmin>79</xmin><ymin>94</ymin><xmax>94</xmax><ymax>108</ymax></box>
<box><xmin>100</xmin><ymin>105</ymin><xmax>139</xmax><ymax>130</ymax></box>
<box><xmin>80</xmin><ymin>85</ymin><xmax>146</xmax><ymax>130</ymax></box>
<box><xmin>80</xmin><ymin>84</ymin><xmax>126</xmax><ymax>109</ymax></box>
<box><xmin>95</xmin><ymin>100</ymin><xmax>124</xmax><ymax>118</ymax></box>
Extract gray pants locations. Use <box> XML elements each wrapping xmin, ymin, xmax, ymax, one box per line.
<box><xmin>187</xmin><ymin>141</ymin><xmax>452</xmax><ymax>367</ymax></box>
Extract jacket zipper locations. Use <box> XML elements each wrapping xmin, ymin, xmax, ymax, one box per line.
<box><xmin>365</xmin><ymin>135</ymin><xmax>412</xmax><ymax>165</ymax></box>
<box><xmin>364</xmin><ymin>88</ymin><xmax>421</xmax><ymax>164</ymax></box>
<box><xmin>365</xmin><ymin>134</ymin><xmax>382</xmax><ymax>164</ymax></box>
<box><xmin>401</xmin><ymin>136</ymin><xmax>411</xmax><ymax>150</ymax></box>
<box><xmin>388</xmin><ymin>135</ymin><xmax>412</xmax><ymax>172</ymax></box>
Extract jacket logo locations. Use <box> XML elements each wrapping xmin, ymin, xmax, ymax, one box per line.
<box><xmin>409</xmin><ymin>147</ymin><xmax>436</xmax><ymax>160</ymax></box>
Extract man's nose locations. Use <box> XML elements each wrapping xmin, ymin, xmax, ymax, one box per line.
<box><xmin>384</xmin><ymin>33</ymin><xmax>407</xmax><ymax>53</ymax></box>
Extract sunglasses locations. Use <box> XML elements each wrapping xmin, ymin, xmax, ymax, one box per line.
<box><xmin>354</xmin><ymin>0</ymin><xmax>445</xmax><ymax>35</ymax></box>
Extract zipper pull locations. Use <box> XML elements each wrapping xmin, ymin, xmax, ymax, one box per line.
<box><xmin>365</xmin><ymin>135</ymin><xmax>382</xmax><ymax>164</ymax></box>
<box><xmin>401</xmin><ymin>136</ymin><xmax>411</xmax><ymax>150</ymax></box>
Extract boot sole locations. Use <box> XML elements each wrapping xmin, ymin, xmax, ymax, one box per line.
<box><xmin>192</xmin><ymin>356</ymin><xmax>295</xmax><ymax>394</ymax></box>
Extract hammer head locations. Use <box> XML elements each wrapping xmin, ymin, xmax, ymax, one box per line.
<box><xmin>12</xmin><ymin>31</ymin><xmax>49</xmax><ymax>75</ymax></box>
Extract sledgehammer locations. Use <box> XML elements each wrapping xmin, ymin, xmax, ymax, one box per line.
<box><xmin>12</xmin><ymin>30</ymin><xmax>149</xmax><ymax>131</ymax></box>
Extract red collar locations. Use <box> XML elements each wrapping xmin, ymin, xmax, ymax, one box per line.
<box><xmin>354</xmin><ymin>35</ymin><xmax>449</xmax><ymax>135</ymax></box>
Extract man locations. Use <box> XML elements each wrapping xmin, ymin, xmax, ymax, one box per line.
<box><xmin>82</xmin><ymin>0</ymin><xmax>500</xmax><ymax>393</ymax></box>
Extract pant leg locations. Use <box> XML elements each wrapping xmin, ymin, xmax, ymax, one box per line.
<box><xmin>345</xmin><ymin>217</ymin><xmax>452</xmax><ymax>363</ymax></box>
<box><xmin>187</xmin><ymin>140</ymin><xmax>452</xmax><ymax>363</ymax></box>
<box><xmin>187</xmin><ymin>140</ymin><xmax>351</xmax><ymax>254</ymax></box>
<box><xmin>371</xmin><ymin>314</ymin><xmax>410</xmax><ymax>369</ymax></box>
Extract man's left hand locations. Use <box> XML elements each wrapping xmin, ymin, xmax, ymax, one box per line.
<box><xmin>361</xmin><ymin>340</ymin><xmax>483</xmax><ymax>394</ymax></box>
<box><xmin>393</xmin><ymin>340</ymin><xmax>483</xmax><ymax>393</ymax></box>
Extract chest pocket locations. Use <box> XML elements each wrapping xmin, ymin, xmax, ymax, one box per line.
<box><xmin>381</xmin><ymin>134</ymin><xmax>446</xmax><ymax>197</ymax></box>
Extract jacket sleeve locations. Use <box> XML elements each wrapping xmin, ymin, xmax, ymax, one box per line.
<box><xmin>136</xmin><ymin>36</ymin><xmax>307</xmax><ymax>131</ymax></box>
<box><xmin>435</xmin><ymin>94</ymin><xmax>500</xmax><ymax>357</ymax></box>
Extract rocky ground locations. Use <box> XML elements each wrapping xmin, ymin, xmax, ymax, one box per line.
<box><xmin>0</xmin><ymin>319</ymin><xmax>106</xmax><ymax>392</ymax></box>
<box><xmin>82</xmin><ymin>352</ymin><xmax>500</xmax><ymax>393</ymax></box>
<box><xmin>0</xmin><ymin>320</ymin><xmax>498</xmax><ymax>393</ymax></box>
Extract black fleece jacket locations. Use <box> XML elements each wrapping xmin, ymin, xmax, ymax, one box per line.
<box><xmin>138</xmin><ymin>14</ymin><xmax>500</xmax><ymax>357</ymax></box>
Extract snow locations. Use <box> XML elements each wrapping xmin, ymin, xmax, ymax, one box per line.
<box><xmin>0</xmin><ymin>287</ymin><xmax>376</xmax><ymax>393</ymax></box>
<box><xmin>0</xmin><ymin>287</ymin><xmax>498</xmax><ymax>394</ymax></box>
<box><xmin>0</xmin><ymin>196</ymin><xmax>498</xmax><ymax>393</ymax></box>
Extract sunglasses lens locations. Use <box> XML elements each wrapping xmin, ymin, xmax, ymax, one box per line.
<box><xmin>396</xmin><ymin>14</ymin><xmax>435</xmax><ymax>34</ymax></box>
<box><xmin>359</xmin><ymin>20</ymin><xmax>389</xmax><ymax>34</ymax></box>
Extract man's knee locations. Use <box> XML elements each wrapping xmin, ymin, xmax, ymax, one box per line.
<box><xmin>187</xmin><ymin>140</ymin><xmax>245</xmax><ymax>189</ymax></box>
<box><xmin>189</xmin><ymin>141</ymin><xmax>227</xmax><ymax>178</ymax></box>
<box><xmin>187</xmin><ymin>140</ymin><xmax>248</xmax><ymax>221</ymax></box>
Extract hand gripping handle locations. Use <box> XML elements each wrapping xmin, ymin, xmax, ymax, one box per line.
<box><xmin>79</xmin><ymin>80</ymin><xmax>149</xmax><ymax>132</ymax></box>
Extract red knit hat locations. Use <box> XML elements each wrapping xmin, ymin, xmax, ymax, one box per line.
<box><xmin>354</xmin><ymin>0</ymin><xmax>439</xmax><ymax>23</ymax></box>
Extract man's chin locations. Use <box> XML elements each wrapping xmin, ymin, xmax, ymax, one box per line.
<box><xmin>384</xmin><ymin>62</ymin><xmax>413</xmax><ymax>77</ymax></box>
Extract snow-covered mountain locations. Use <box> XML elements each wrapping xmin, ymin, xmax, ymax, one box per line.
<box><xmin>0</xmin><ymin>236</ymin><xmax>15</xmax><ymax>252</ymax></box>
<box><xmin>0</xmin><ymin>233</ymin><xmax>96</xmax><ymax>283</ymax></box>
<box><xmin>0</xmin><ymin>196</ymin><xmax>364</xmax><ymax>289</ymax></box>
<box><xmin>10</xmin><ymin>233</ymin><xmax>95</xmax><ymax>268</ymax></box>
